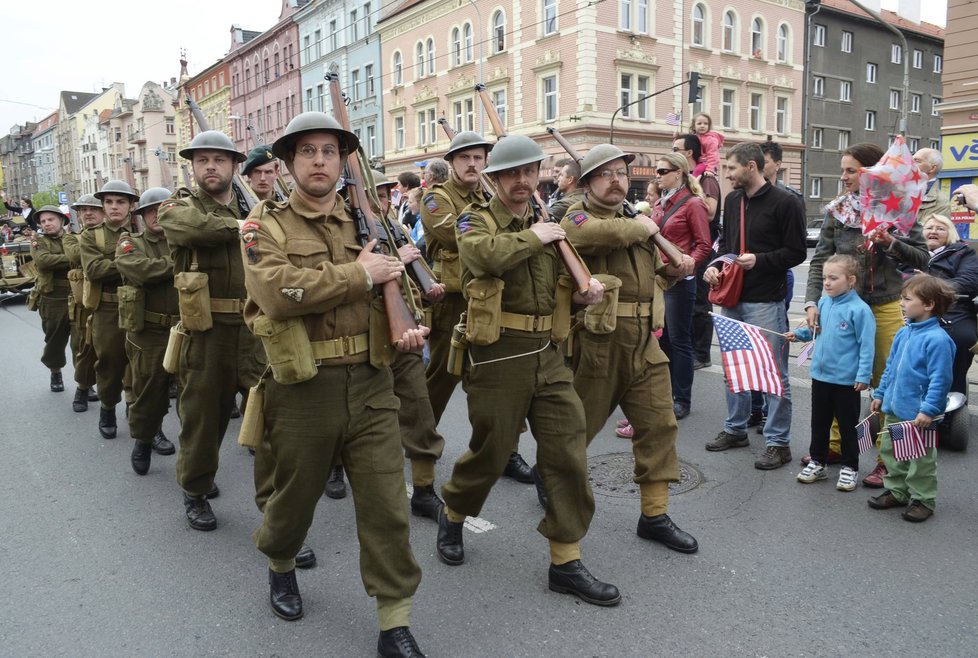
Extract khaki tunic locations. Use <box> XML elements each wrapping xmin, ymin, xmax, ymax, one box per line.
<box><xmin>243</xmin><ymin>191</ymin><xmax>421</xmax><ymax>604</ymax></box>
<box><xmin>561</xmin><ymin>199</ymin><xmax>680</xmax><ymax>485</ymax></box>
<box><xmin>31</xmin><ymin>232</ymin><xmax>75</xmax><ymax>371</ymax></box>
<box><xmin>442</xmin><ymin>196</ymin><xmax>595</xmax><ymax>544</ymax></box>
<box><xmin>64</xmin><ymin>230</ymin><xmax>96</xmax><ymax>388</ymax></box>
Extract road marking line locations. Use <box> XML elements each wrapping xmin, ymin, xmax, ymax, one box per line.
<box><xmin>404</xmin><ymin>483</ymin><xmax>497</xmax><ymax>533</ymax></box>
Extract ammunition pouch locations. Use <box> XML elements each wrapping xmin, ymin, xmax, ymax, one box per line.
<box><xmin>82</xmin><ymin>278</ymin><xmax>101</xmax><ymax>310</ymax></box>
<box><xmin>583</xmin><ymin>273</ymin><xmax>622</xmax><ymax>335</ymax></box>
<box><xmin>68</xmin><ymin>268</ymin><xmax>84</xmax><ymax>304</ymax></box>
<box><xmin>251</xmin><ymin>314</ymin><xmax>318</xmax><ymax>385</ymax></box>
<box><xmin>117</xmin><ymin>285</ymin><xmax>145</xmax><ymax>333</ymax></box>
<box><xmin>174</xmin><ymin>270</ymin><xmax>212</xmax><ymax>332</ymax></box>
<box><xmin>464</xmin><ymin>277</ymin><xmax>505</xmax><ymax>346</ymax></box>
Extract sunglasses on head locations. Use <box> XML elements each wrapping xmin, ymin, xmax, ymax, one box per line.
<box><xmin>656</xmin><ymin>168</ymin><xmax>678</xmax><ymax>176</ymax></box>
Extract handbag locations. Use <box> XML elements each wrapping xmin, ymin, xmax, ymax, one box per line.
<box><xmin>708</xmin><ymin>197</ymin><xmax>747</xmax><ymax>308</ymax></box>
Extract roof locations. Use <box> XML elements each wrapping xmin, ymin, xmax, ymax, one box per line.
<box><xmin>816</xmin><ymin>0</ymin><xmax>944</xmax><ymax>40</ymax></box>
<box><xmin>377</xmin><ymin>0</ymin><xmax>426</xmax><ymax>25</ymax></box>
<box><xmin>32</xmin><ymin>112</ymin><xmax>59</xmax><ymax>135</ymax></box>
<box><xmin>98</xmin><ymin>108</ymin><xmax>113</xmax><ymax>125</ymax></box>
<box><xmin>60</xmin><ymin>90</ymin><xmax>98</xmax><ymax>115</ymax></box>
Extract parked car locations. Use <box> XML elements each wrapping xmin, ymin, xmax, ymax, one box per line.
<box><xmin>806</xmin><ymin>218</ymin><xmax>824</xmax><ymax>247</ymax></box>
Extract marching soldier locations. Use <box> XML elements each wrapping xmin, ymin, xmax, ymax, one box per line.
<box><xmin>421</xmin><ymin>131</ymin><xmax>533</xmax><ymax>484</ymax></box>
<box><xmin>158</xmin><ymin>130</ymin><xmax>264</xmax><ymax>531</ymax></box>
<box><xmin>65</xmin><ymin>195</ymin><xmax>104</xmax><ymax>411</ymax></box>
<box><xmin>436</xmin><ymin>135</ymin><xmax>621</xmax><ymax>607</ymax></box>
<box><xmin>242</xmin><ymin>112</ymin><xmax>427</xmax><ymax>656</ymax></box>
<box><xmin>115</xmin><ymin>188</ymin><xmax>178</xmax><ymax>475</ymax></box>
<box><xmin>79</xmin><ymin>180</ymin><xmax>140</xmax><ymax>439</ymax></box>
<box><xmin>30</xmin><ymin>206</ymin><xmax>76</xmax><ymax>392</ymax></box>
<box><xmin>560</xmin><ymin>144</ymin><xmax>699</xmax><ymax>554</ymax></box>
<box><xmin>242</xmin><ymin>145</ymin><xmax>283</xmax><ymax>202</ymax></box>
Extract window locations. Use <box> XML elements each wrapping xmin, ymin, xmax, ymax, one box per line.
<box><xmin>543</xmin><ymin>0</ymin><xmax>557</xmax><ymax>35</ymax></box>
<box><xmin>417</xmin><ymin>108</ymin><xmax>435</xmax><ymax>146</ymax></box>
<box><xmin>543</xmin><ymin>75</ymin><xmax>558</xmax><ymax>122</ymax></box>
<box><xmin>426</xmin><ymin>38</ymin><xmax>435</xmax><ymax>75</ymax></box>
<box><xmin>776</xmin><ymin>24</ymin><xmax>789</xmax><ymax>63</ymax></box>
<box><xmin>889</xmin><ymin>90</ymin><xmax>900</xmax><ymax>110</ymax></box>
<box><xmin>721</xmin><ymin>89</ymin><xmax>735</xmax><ymax>128</ymax></box>
<box><xmin>751</xmin><ymin>18</ymin><xmax>764</xmax><ymax>57</ymax></box>
<box><xmin>165</xmin><ymin>118</ymin><xmax>175</xmax><ymax>135</ymax></box>
<box><xmin>840</xmin><ymin>80</ymin><xmax>852</xmax><ymax>102</ymax></box>
<box><xmin>908</xmin><ymin>137</ymin><xmax>919</xmax><ymax>152</ymax></box>
<box><xmin>620</xmin><ymin>0</ymin><xmax>632</xmax><ymax>31</ymax></box>
<box><xmin>812</xmin><ymin>76</ymin><xmax>824</xmax><ymax>97</ymax></box>
<box><xmin>722</xmin><ymin>12</ymin><xmax>736</xmax><ymax>52</ymax></box>
<box><xmin>866</xmin><ymin>63</ymin><xmax>877</xmax><ymax>83</ymax></box>
<box><xmin>637</xmin><ymin>76</ymin><xmax>649</xmax><ymax>119</ymax></box>
<box><xmin>619</xmin><ymin>74</ymin><xmax>651</xmax><ymax>119</ymax></box>
<box><xmin>911</xmin><ymin>93</ymin><xmax>921</xmax><ymax>113</ymax></box>
<box><xmin>932</xmin><ymin>97</ymin><xmax>941</xmax><ymax>116</ymax></box>
<box><xmin>393</xmin><ymin>51</ymin><xmax>403</xmax><ymax>85</ymax></box>
<box><xmin>838</xmin><ymin>130</ymin><xmax>850</xmax><ymax>150</ymax></box>
<box><xmin>813</xmin><ymin>24</ymin><xmax>825</xmax><ymax>47</ymax></box>
<box><xmin>492</xmin><ymin>11</ymin><xmax>506</xmax><ymax>53</ymax></box>
<box><xmin>775</xmin><ymin>97</ymin><xmax>788</xmax><ymax>134</ymax></box>
<box><xmin>394</xmin><ymin>116</ymin><xmax>404</xmax><ymax>150</ymax></box>
<box><xmin>692</xmin><ymin>4</ymin><xmax>705</xmax><ymax>47</ymax></box>
<box><xmin>453</xmin><ymin>100</ymin><xmax>464</xmax><ymax>132</ymax></box>
<box><xmin>637</xmin><ymin>0</ymin><xmax>648</xmax><ymax>34</ymax></box>
<box><xmin>314</xmin><ymin>29</ymin><xmax>322</xmax><ymax>59</ymax></box>
<box><xmin>749</xmin><ymin>92</ymin><xmax>763</xmax><ymax>131</ymax></box>
<box><xmin>810</xmin><ymin>177</ymin><xmax>822</xmax><ymax>199</ymax></box>
<box><xmin>465</xmin><ymin>99</ymin><xmax>474</xmax><ymax>131</ymax></box>
<box><xmin>891</xmin><ymin>43</ymin><xmax>902</xmax><ymax>64</ymax></box>
<box><xmin>930</xmin><ymin>139</ymin><xmax>939</xmax><ymax>150</ymax></box>
<box><xmin>363</xmin><ymin>2</ymin><xmax>372</xmax><ymax>36</ymax></box>
<box><xmin>330</xmin><ymin>20</ymin><xmax>337</xmax><ymax>50</ymax></box>
<box><xmin>416</xmin><ymin>42</ymin><xmax>425</xmax><ymax>79</ymax></box>
<box><xmin>620</xmin><ymin>74</ymin><xmax>632</xmax><ymax>117</ymax></box>
<box><xmin>351</xmin><ymin>9</ymin><xmax>359</xmax><ymax>42</ymax></box>
<box><xmin>276</xmin><ymin>101</ymin><xmax>282</xmax><ymax>128</ymax></box>
<box><xmin>305</xmin><ymin>88</ymin><xmax>313</xmax><ymax>111</ymax></box>
<box><xmin>934</xmin><ymin>55</ymin><xmax>943</xmax><ymax>73</ymax></box>
<box><xmin>366</xmin><ymin>124</ymin><xmax>376</xmax><ymax>158</ymax></box>
<box><xmin>841</xmin><ymin>30</ymin><xmax>852</xmax><ymax>53</ymax></box>
<box><xmin>317</xmin><ymin>84</ymin><xmax>325</xmax><ymax>112</ymax></box>
<box><xmin>351</xmin><ymin>69</ymin><xmax>360</xmax><ymax>101</ymax></box>
<box><xmin>865</xmin><ymin>110</ymin><xmax>876</xmax><ymax>131</ymax></box>
<box><xmin>812</xmin><ymin>127</ymin><xmax>823</xmax><ymax>149</ymax></box>
<box><xmin>463</xmin><ymin>24</ymin><xmax>473</xmax><ymax>61</ymax></box>
<box><xmin>452</xmin><ymin>28</ymin><xmax>461</xmax><ymax>66</ymax></box>
<box><xmin>274</xmin><ymin>52</ymin><xmax>281</xmax><ymax>77</ymax></box>
<box><xmin>493</xmin><ymin>89</ymin><xmax>507</xmax><ymax>127</ymax></box>
<box><xmin>913</xmin><ymin>49</ymin><xmax>923</xmax><ymax>69</ymax></box>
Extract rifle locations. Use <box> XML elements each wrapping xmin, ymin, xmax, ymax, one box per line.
<box><xmin>546</xmin><ymin>127</ymin><xmax>686</xmax><ymax>266</ymax></box>
<box><xmin>437</xmin><ymin>117</ymin><xmax>496</xmax><ymax>198</ymax></box>
<box><xmin>325</xmin><ymin>72</ymin><xmax>420</xmax><ymax>344</ymax></box>
<box><xmin>155</xmin><ymin>147</ymin><xmax>174</xmax><ymax>191</ymax></box>
<box><xmin>473</xmin><ymin>84</ymin><xmax>592</xmax><ymax>293</ymax></box>
<box><xmin>179</xmin><ymin>164</ymin><xmax>193</xmax><ymax>189</ymax></box>
<box><xmin>184</xmin><ymin>97</ymin><xmax>258</xmax><ymax>215</ymax></box>
<box><xmin>384</xmin><ymin>208</ymin><xmax>437</xmax><ymax>295</ymax></box>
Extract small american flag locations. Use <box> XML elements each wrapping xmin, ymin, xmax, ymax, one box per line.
<box><xmin>711</xmin><ymin>314</ymin><xmax>784</xmax><ymax>397</ymax></box>
<box><xmin>855</xmin><ymin>414</ymin><xmax>875</xmax><ymax>454</ymax></box>
<box><xmin>888</xmin><ymin>421</ymin><xmax>928</xmax><ymax>461</ymax></box>
<box><xmin>665</xmin><ymin>111</ymin><xmax>682</xmax><ymax>126</ymax></box>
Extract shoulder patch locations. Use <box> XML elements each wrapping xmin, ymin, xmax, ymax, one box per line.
<box><xmin>241</xmin><ymin>220</ymin><xmax>261</xmax><ymax>264</ymax></box>
<box><xmin>117</xmin><ymin>234</ymin><xmax>136</xmax><ymax>254</ymax></box>
<box><xmin>280</xmin><ymin>287</ymin><xmax>304</xmax><ymax>303</ymax></box>
<box><xmin>30</xmin><ymin>240</ymin><xmax>38</xmax><ymax>249</ymax></box>
<box><xmin>424</xmin><ymin>193</ymin><xmax>439</xmax><ymax>213</ymax></box>
<box><xmin>456</xmin><ymin>213</ymin><xmax>474</xmax><ymax>234</ymax></box>
<box><xmin>568</xmin><ymin>211</ymin><xmax>589</xmax><ymax>227</ymax></box>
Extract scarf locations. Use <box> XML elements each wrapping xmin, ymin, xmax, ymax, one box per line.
<box><xmin>823</xmin><ymin>192</ymin><xmax>862</xmax><ymax>229</ymax></box>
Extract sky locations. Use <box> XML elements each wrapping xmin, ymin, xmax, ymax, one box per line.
<box><xmin>0</xmin><ymin>0</ymin><xmax>949</xmax><ymax>133</ymax></box>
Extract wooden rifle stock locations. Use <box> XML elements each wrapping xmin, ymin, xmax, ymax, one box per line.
<box><xmin>184</xmin><ymin>97</ymin><xmax>257</xmax><ymax>214</ymax></box>
<box><xmin>474</xmin><ymin>85</ymin><xmax>592</xmax><ymax>293</ymax></box>
<box><xmin>326</xmin><ymin>73</ymin><xmax>419</xmax><ymax>344</ymax></box>
<box><xmin>545</xmin><ymin>127</ymin><xmax>686</xmax><ymax>267</ymax></box>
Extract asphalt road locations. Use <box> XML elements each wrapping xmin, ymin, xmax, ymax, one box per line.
<box><xmin>2</xmin><ymin>254</ymin><xmax>976</xmax><ymax>657</ymax></box>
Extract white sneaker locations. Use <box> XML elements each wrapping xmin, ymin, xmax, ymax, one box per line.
<box><xmin>797</xmin><ymin>461</ymin><xmax>827</xmax><ymax>483</ymax></box>
<box><xmin>836</xmin><ymin>466</ymin><xmax>858</xmax><ymax>492</ymax></box>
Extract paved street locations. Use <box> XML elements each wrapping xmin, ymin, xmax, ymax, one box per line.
<box><xmin>2</xmin><ymin>253</ymin><xmax>976</xmax><ymax>657</ymax></box>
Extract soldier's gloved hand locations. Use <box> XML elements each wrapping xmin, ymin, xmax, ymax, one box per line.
<box><xmin>398</xmin><ymin>243</ymin><xmax>422</xmax><ymax>264</ymax></box>
<box><xmin>358</xmin><ymin>238</ymin><xmax>405</xmax><ymax>284</ymax></box>
<box><xmin>529</xmin><ymin>222</ymin><xmax>565</xmax><ymax>244</ymax></box>
<box><xmin>572</xmin><ymin>277</ymin><xmax>605</xmax><ymax>305</ymax></box>
<box><xmin>395</xmin><ymin>326</ymin><xmax>430</xmax><ymax>353</ymax></box>
<box><xmin>423</xmin><ymin>282</ymin><xmax>446</xmax><ymax>303</ymax></box>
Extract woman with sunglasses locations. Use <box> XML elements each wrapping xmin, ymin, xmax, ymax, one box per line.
<box><xmin>650</xmin><ymin>152</ymin><xmax>712</xmax><ymax>420</ymax></box>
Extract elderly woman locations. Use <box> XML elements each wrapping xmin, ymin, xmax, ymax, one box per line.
<box><xmin>918</xmin><ymin>214</ymin><xmax>978</xmax><ymax>395</ymax></box>
<box><xmin>651</xmin><ymin>152</ymin><xmax>712</xmax><ymax>420</ymax></box>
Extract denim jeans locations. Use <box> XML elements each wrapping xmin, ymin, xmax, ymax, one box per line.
<box><xmin>661</xmin><ymin>277</ymin><xmax>697</xmax><ymax>407</ymax></box>
<box><xmin>721</xmin><ymin>301</ymin><xmax>792</xmax><ymax>447</ymax></box>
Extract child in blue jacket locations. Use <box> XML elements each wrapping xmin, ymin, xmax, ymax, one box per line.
<box><xmin>868</xmin><ymin>274</ymin><xmax>956</xmax><ymax>522</ymax></box>
<box><xmin>789</xmin><ymin>255</ymin><xmax>875</xmax><ymax>491</ymax></box>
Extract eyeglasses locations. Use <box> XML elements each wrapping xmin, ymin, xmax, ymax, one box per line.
<box><xmin>296</xmin><ymin>144</ymin><xmax>340</xmax><ymax>160</ymax></box>
<box><xmin>655</xmin><ymin>168</ymin><xmax>679</xmax><ymax>176</ymax></box>
<box><xmin>597</xmin><ymin>168</ymin><xmax>629</xmax><ymax>180</ymax></box>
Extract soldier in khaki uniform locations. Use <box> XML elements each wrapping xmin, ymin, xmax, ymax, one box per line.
<box><xmin>30</xmin><ymin>206</ymin><xmax>76</xmax><ymax>392</ymax></box>
<box><xmin>66</xmin><ymin>195</ymin><xmax>105</xmax><ymax>412</ymax></box>
<box><xmin>421</xmin><ymin>131</ymin><xmax>533</xmax><ymax>483</ymax></box>
<box><xmin>559</xmin><ymin>144</ymin><xmax>699</xmax><ymax>554</ymax></box>
<box><xmin>115</xmin><ymin>188</ymin><xmax>178</xmax><ymax>476</ymax></box>
<box><xmin>158</xmin><ymin>130</ymin><xmax>264</xmax><ymax>532</ymax></box>
<box><xmin>435</xmin><ymin>135</ymin><xmax>620</xmax><ymax>607</ymax></box>
<box><xmin>242</xmin><ymin>145</ymin><xmax>284</xmax><ymax>202</ymax></box>
<box><xmin>79</xmin><ymin>180</ymin><xmax>140</xmax><ymax>439</ymax></box>
<box><xmin>242</xmin><ymin>112</ymin><xmax>426</xmax><ymax>657</ymax></box>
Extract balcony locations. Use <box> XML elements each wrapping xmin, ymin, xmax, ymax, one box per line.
<box><xmin>132</xmin><ymin>160</ymin><xmax>148</xmax><ymax>172</ymax></box>
<box><xmin>129</xmin><ymin>130</ymin><xmax>147</xmax><ymax>144</ymax></box>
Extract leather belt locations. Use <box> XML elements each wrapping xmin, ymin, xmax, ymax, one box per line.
<box><xmin>101</xmin><ymin>292</ymin><xmax>119</xmax><ymax>303</ymax></box>
<box><xmin>616</xmin><ymin>301</ymin><xmax>653</xmax><ymax>318</ymax></box>
<box><xmin>210</xmin><ymin>297</ymin><xmax>244</xmax><ymax>314</ymax></box>
<box><xmin>312</xmin><ymin>333</ymin><xmax>369</xmax><ymax>364</ymax></box>
<box><xmin>500</xmin><ymin>312</ymin><xmax>553</xmax><ymax>332</ymax></box>
<box><xmin>144</xmin><ymin>310</ymin><xmax>179</xmax><ymax>327</ymax></box>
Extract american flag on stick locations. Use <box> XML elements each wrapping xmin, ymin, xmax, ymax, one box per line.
<box><xmin>665</xmin><ymin>110</ymin><xmax>682</xmax><ymax>126</ymax></box>
<box><xmin>855</xmin><ymin>413</ymin><xmax>876</xmax><ymax>454</ymax></box>
<box><xmin>711</xmin><ymin>314</ymin><xmax>785</xmax><ymax>397</ymax></box>
<box><xmin>887</xmin><ymin>420</ymin><xmax>938</xmax><ymax>461</ymax></box>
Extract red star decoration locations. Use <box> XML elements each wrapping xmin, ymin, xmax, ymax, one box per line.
<box><xmin>882</xmin><ymin>193</ymin><xmax>903</xmax><ymax>215</ymax></box>
<box><xmin>909</xmin><ymin>192</ymin><xmax>924</xmax><ymax>216</ymax></box>
<box><xmin>909</xmin><ymin>168</ymin><xmax>923</xmax><ymax>184</ymax></box>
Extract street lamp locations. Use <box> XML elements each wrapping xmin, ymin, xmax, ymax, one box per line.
<box><xmin>845</xmin><ymin>0</ymin><xmax>909</xmax><ymax>135</ymax></box>
<box><xmin>610</xmin><ymin>72</ymin><xmax>700</xmax><ymax>144</ymax></box>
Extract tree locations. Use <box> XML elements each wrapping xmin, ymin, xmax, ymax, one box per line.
<box><xmin>32</xmin><ymin>187</ymin><xmax>59</xmax><ymax>208</ymax></box>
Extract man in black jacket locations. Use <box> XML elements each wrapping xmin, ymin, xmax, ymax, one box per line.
<box><xmin>703</xmin><ymin>142</ymin><xmax>807</xmax><ymax>470</ymax></box>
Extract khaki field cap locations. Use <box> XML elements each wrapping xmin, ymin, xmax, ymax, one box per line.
<box><xmin>179</xmin><ymin>130</ymin><xmax>246</xmax><ymax>162</ymax></box>
<box><xmin>482</xmin><ymin>134</ymin><xmax>546</xmax><ymax>175</ymax></box>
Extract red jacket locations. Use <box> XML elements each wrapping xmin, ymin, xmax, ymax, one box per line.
<box><xmin>650</xmin><ymin>188</ymin><xmax>711</xmax><ymax>265</ymax></box>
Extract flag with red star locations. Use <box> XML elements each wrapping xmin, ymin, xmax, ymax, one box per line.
<box><xmin>857</xmin><ymin>135</ymin><xmax>927</xmax><ymax>237</ymax></box>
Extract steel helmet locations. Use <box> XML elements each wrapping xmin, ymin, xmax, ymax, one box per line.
<box><xmin>95</xmin><ymin>179</ymin><xmax>139</xmax><ymax>202</ymax></box>
<box><xmin>136</xmin><ymin>187</ymin><xmax>172</xmax><ymax>212</ymax></box>
<box><xmin>273</xmin><ymin>112</ymin><xmax>359</xmax><ymax>161</ymax></box>
<box><xmin>71</xmin><ymin>194</ymin><xmax>102</xmax><ymax>209</ymax></box>
<box><xmin>579</xmin><ymin>144</ymin><xmax>636</xmax><ymax>181</ymax></box>
<box><xmin>482</xmin><ymin>135</ymin><xmax>546</xmax><ymax>175</ymax></box>
<box><xmin>179</xmin><ymin>130</ymin><xmax>246</xmax><ymax>162</ymax></box>
<box><xmin>445</xmin><ymin>131</ymin><xmax>493</xmax><ymax>160</ymax></box>
<box><xmin>36</xmin><ymin>204</ymin><xmax>70</xmax><ymax>224</ymax></box>
<box><xmin>370</xmin><ymin>170</ymin><xmax>396</xmax><ymax>188</ymax></box>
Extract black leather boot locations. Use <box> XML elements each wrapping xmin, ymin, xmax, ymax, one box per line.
<box><xmin>268</xmin><ymin>568</ymin><xmax>303</xmax><ymax>621</ymax></box>
<box><xmin>98</xmin><ymin>406</ymin><xmax>117</xmax><ymax>439</ymax></box>
<box><xmin>152</xmin><ymin>430</ymin><xmax>175</xmax><ymax>455</ymax></box>
<box><xmin>324</xmin><ymin>465</ymin><xmax>346</xmax><ymax>499</ymax></box>
<box><xmin>410</xmin><ymin>485</ymin><xmax>444</xmax><ymax>521</ymax></box>
<box><xmin>548</xmin><ymin>560</ymin><xmax>621</xmax><ymax>606</ymax></box>
<box><xmin>131</xmin><ymin>440</ymin><xmax>152</xmax><ymax>475</ymax></box>
<box><xmin>637</xmin><ymin>514</ymin><xmax>699</xmax><ymax>553</ymax></box>
<box><xmin>377</xmin><ymin>627</ymin><xmax>426</xmax><ymax>657</ymax></box>
<box><xmin>183</xmin><ymin>493</ymin><xmax>216</xmax><ymax>531</ymax></box>
<box><xmin>50</xmin><ymin>371</ymin><xmax>64</xmax><ymax>392</ymax></box>
<box><xmin>295</xmin><ymin>544</ymin><xmax>317</xmax><ymax>569</ymax></box>
<box><xmin>436</xmin><ymin>509</ymin><xmax>464</xmax><ymax>566</ymax></box>
<box><xmin>87</xmin><ymin>388</ymin><xmax>99</xmax><ymax>402</ymax></box>
<box><xmin>503</xmin><ymin>452</ymin><xmax>534</xmax><ymax>483</ymax></box>
<box><xmin>73</xmin><ymin>387</ymin><xmax>88</xmax><ymax>413</ymax></box>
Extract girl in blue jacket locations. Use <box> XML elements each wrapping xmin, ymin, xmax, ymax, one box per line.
<box><xmin>868</xmin><ymin>274</ymin><xmax>956</xmax><ymax>522</ymax></box>
<box><xmin>789</xmin><ymin>255</ymin><xmax>876</xmax><ymax>491</ymax></box>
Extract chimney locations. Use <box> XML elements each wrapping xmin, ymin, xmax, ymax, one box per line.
<box><xmin>897</xmin><ymin>0</ymin><xmax>921</xmax><ymax>24</ymax></box>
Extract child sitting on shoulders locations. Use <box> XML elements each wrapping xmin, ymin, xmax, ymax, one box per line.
<box><xmin>689</xmin><ymin>113</ymin><xmax>725</xmax><ymax>177</ymax></box>
<box><xmin>788</xmin><ymin>255</ymin><xmax>875</xmax><ymax>491</ymax></box>
<box><xmin>867</xmin><ymin>274</ymin><xmax>956</xmax><ymax>522</ymax></box>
